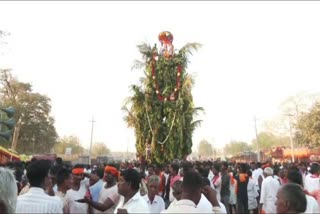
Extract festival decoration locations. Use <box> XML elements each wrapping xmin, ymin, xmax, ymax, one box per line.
<box><xmin>158</xmin><ymin>31</ymin><xmax>174</xmax><ymax>59</ymax></box>
<box><xmin>123</xmin><ymin>31</ymin><xmax>202</xmax><ymax>164</ymax></box>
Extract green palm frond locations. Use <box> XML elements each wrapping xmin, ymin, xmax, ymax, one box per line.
<box><xmin>131</xmin><ymin>59</ymin><xmax>146</xmax><ymax>71</ymax></box>
<box><xmin>192</xmin><ymin>107</ymin><xmax>205</xmax><ymax>116</ymax></box>
<box><xmin>191</xmin><ymin>119</ymin><xmax>203</xmax><ymax>129</ymax></box>
<box><xmin>137</xmin><ymin>43</ymin><xmax>152</xmax><ymax>56</ymax></box>
<box><xmin>139</xmin><ymin>77</ymin><xmax>148</xmax><ymax>86</ymax></box>
<box><xmin>180</xmin><ymin>43</ymin><xmax>202</xmax><ymax>56</ymax></box>
<box><xmin>182</xmin><ymin>74</ymin><xmax>195</xmax><ymax>90</ymax></box>
<box><xmin>122</xmin><ymin>96</ymin><xmax>133</xmax><ymax>107</ymax></box>
<box><xmin>122</xmin><ymin>105</ymin><xmax>139</xmax><ymax>128</ymax></box>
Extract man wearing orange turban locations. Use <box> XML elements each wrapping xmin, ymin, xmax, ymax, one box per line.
<box><xmin>67</xmin><ymin>166</ymin><xmax>89</xmax><ymax>214</ymax></box>
<box><xmin>77</xmin><ymin>166</ymin><xmax>121</xmax><ymax>213</ymax></box>
<box><xmin>72</xmin><ymin>168</ymin><xmax>85</xmax><ymax>175</ymax></box>
<box><xmin>105</xmin><ymin>166</ymin><xmax>119</xmax><ymax>178</ymax></box>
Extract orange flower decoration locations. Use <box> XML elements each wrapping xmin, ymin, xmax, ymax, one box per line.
<box><xmin>158</xmin><ymin>31</ymin><xmax>173</xmax><ymax>44</ymax></box>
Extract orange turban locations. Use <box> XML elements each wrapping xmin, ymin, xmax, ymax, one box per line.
<box><xmin>104</xmin><ymin>166</ymin><xmax>119</xmax><ymax>178</ymax></box>
<box><xmin>72</xmin><ymin>168</ymin><xmax>84</xmax><ymax>174</ymax></box>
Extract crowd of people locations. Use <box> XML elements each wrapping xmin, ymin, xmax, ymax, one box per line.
<box><xmin>0</xmin><ymin>157</ymin><xmax>320</xmax><ymax>214</ymax></box>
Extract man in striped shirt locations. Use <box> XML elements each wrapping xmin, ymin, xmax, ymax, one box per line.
<box><xmin>16</xmin><ymin>160</ymin><xmax>63</xmax><ymax>214</ymax></box>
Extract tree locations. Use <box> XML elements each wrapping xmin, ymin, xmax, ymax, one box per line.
<box><xmin>198</xmin><ymin>140</ymin><xmax>213</xmax><ymax>157</ymax></box>
<box><xmin>251</xmin><ymin>132</ymin><xmax>290</xmax><ymax>151</ymax></box>
<box><xmin>0</xmin><ymin>30</ymin><xmax>10</xmax><ymax>55</ymax></box>
<box><xmin>280</xmin><ymin>92</ymin><xmax>320</xmax><ymax>117</ymax></box>
<box><xmin>92</xmin><ymin>142</ymin><xmax>111</xmax><ymax>157</ymax></box>
<box><xmin>123</xmin><ymin>33</ymin><xmax>203</xmax><ymax>164</ymax></box>
<box><xmin>224</xmin><ymin>141</ymin><xmax>250</xmax><ymax>157</ymax></box>
<box><xmin>261</xmin><ymin>93</ymin><xmax>320</xmax><ymax>139</ymax></box>
<box><xmin>53</xmin><ymin>135</ymin><xmax>84</xmax><ymax>155</ymax></box>
<box><xmin>0</xmin><ymin>69</ymin><xmax>58</xmax><ymax>154</ymax></box>
<box><xmin>295</xmin><ymin>101</ymin><xmax>320</xmax><ymax>147</ymax></box>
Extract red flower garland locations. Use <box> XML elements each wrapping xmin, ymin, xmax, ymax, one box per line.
<box><xmin>151</xmin><ymin>59</ymin><xmax>182</xmax><ymax>102</ymax></box>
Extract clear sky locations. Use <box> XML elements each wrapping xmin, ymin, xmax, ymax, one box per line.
<box><xmin>0</xmin><ymin>1</ymin><xmax>320</xmax><ymax>153</ymax></box>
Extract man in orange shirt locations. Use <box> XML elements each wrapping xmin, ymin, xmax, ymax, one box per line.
<box><xmin>155</xmin><ymin>164</ymin><xmax>165</xmax><ymax>197</ymax></box>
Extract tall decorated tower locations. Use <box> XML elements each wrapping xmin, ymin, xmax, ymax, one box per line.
<box><xmin>123</xmin><ymin>31</ymin><xmax>203</xmax><ymax>164</ymax></box>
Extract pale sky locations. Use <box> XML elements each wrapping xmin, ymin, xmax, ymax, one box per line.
<box><xmin>0</xmin><ymin>1</ymin><xmax>320</xmax><ymax>153</ymax></box>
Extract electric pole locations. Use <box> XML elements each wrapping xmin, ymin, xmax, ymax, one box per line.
<box><xmin>89</xmin><ymin>117</ymin><xmax>95</xmax><ymax>166</ymax></box>
<box><xmin>254</xmin><ymin>116</ymin><xmax>261</xmax><ymax>162</ymax></box>
<box><xmin>286</xmin><ymin>114</ymin><xmax>295</xmax><ymax>163</ymax></box>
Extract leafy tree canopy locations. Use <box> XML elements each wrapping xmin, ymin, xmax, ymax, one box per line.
<box><xmin>295</xmin><ymin>101</ymin><xmax>320</xmax><ymax>147</ymax></box>
<box><xmin>224</xmin><ymin>141</ymin><xmax>250</xmax><ymax>157</ymax></box>
<box><xmin>53</xmin><ymin>135</ymin><xmax>84</xmax><ymax>155</ymax></box>
<box><xmin>92</xmin><ymin>142</ymin><xmax>111</xmax><ymax>157</ymax></box>
<box><xmin>198</xmin><ymin>139</ymin><xmax>213</xmax><ymax>157</ymax></box>
<box><xmin>0</xmin><ymin>69</ymin><xmax>58</xmax><ymax>154</ymax></box>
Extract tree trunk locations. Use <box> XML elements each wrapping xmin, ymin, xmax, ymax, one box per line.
<box><xmin>11</xmin><ymin>121</ymin><xmax>20</xmax><ymax>151</ymax></box>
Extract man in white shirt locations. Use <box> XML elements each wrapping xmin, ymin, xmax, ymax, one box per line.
<box><xmin>55</xmin><ymin>168</ymin><xmax>73</xmax><ymax>214</ymax></box>
<box><xmin>143</xmin><ymin>175</ymin><xmax>165</xmax><ymax>213</ymax></box>
<box><xmin>163</xmin><ymin>171</ymin><xmax>208</xmax><ymax>213</ymax></box>
<box><xmin>163</xmin><ymin>171</ymin><xmax>223</xmax><ymax>213</ymax></box>
<box><xmin>247</xmin><ymin>170</ymin><xmax>259</xmax><ymax>212</ymax></box>
<box><xmin>77</xmin><ymin>165</ymin><xmax>120</xmax><ymax>214</ymax></box>
<box><xmin>275</xmin><ymin>183</ymin><xmax>307</xmax><ymax>214</ymax></box>
<box><xmin>114</xmin><ymin>168</ymin><xmax>150</xmax><ymax>213</ymax></box>
<box><xmin>254</xmin><ymin>162</ymin><xmax>264</xmax><ymax>190</ymax></box>
<box><xmin>259</xmin><ymin>167</ymin><xmax>280</xmax><ymax>214</ymax></box>
<box><xmin>299</xmin><ymin>162</ymin><xmax>309</xmax><ymax>187</ymax></box>
<box><xmin>304</xmin><ymin>163</ymin><xmax>320</xmax><ymax>193</ymax></box>
<box><xmin>15</xmin><ymin>160</ymin><xmax>63</xmax><ymax>214</ymax></box>
<box><xmin>66</xmin><ymin>166</ymin><xmax>89</xmax><ymax>214</ymax></box>
<box><xmin>169</xmin><ymin>180</ymin><xmax>183</xmax><ymax>207</ymax></box>
<box><xmin>197</xmin><ymin>193</ymin><xmax>227</xmax><ymax>214</ymax></box>
<box><xmin>211</xmin><ymin>164</ymin><xmax>221</xmax><ymax>202</ymax></box>
<box><xmin>0</xmin><ymin>167</ymin><xmax>17</xmax><ymax>214</ymax></box>
<box><xmin>287</xmin><ymin>168</ymin><xmax>320</xmax><ymax>214</ymax></box>
<box><xmin>199</xmin><ymin>176</ymin><xmax>227</xmax><ymax>214</ymax></box>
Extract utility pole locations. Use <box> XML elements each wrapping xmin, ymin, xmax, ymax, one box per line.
<box><xmin>254</xmin><ymin>116</ymin><xmax>261</xmax><ymax>162</ymax></box>
<box><xmin>286</xmin><ymin>114</ymin><xmax>295</xmax><ymax>163</ymax></box>
<box><xmin>89</xmin><ymin>117</ymin><xmax>95</xmax><ymax>166</ymax></box>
